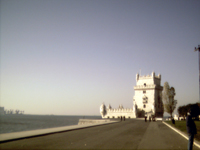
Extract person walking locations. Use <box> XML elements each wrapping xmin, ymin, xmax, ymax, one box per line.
<box><xmin>186</xmin><ymin>108</ymin><xmax>197</xmax><ymax>150</ymax></box>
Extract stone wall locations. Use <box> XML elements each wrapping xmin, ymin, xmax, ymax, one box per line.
<box><xmin>78</xmin><ymin>119</ymin><xmax>112</xmax><ymax>125</ymax></box>
<box><xmin>134</xmin><ymin>89</ymin><xmax>155</xmax><ymax>113</ymax></box>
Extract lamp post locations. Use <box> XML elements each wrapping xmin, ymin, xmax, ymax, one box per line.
<box><xmin>194</xmin><ymin>45</ymin><xmax>200</xmax><ymax>102</ymax></box>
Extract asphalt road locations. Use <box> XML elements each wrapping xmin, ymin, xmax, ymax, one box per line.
<box><xmin>0</xmin><ymin>120</ymin><xmax>199</xmax><ymax>149</ymax></box>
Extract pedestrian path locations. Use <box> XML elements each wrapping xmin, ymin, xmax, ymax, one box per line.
<box><xmin>0</xmin><ymin>120</ymin><xmax>199</xmax><ymax>149</ymax></box>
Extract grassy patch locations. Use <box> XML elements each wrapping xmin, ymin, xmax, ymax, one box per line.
<box><xmin>165</xmin><ymin>120</ymin><xmax>200</xmax><ymax>141</ymax></box>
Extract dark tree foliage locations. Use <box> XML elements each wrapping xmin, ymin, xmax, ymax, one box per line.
<box><xmin>178</xmin><ymin>103</ymin><xmax>200</xmax><ymax>120</ymax></box>
<box><xmin>136</xmin><ymin>109</ymin><xmax>145</xmax><ymax>118</ymax></box>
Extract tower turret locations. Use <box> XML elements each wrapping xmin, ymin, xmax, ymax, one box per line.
<box><xmin>152</xmin><ymin>71</ymin><xmax>155</xmax><ymax>77</ymax></box>
<box><xmin>158</xmin><ymin>74</ymin><xmax>161</xmax><ymax>80</ymax></box>
<box><xmin>136</xmin><ymin>73</ymin><xmax>139</xmax><ymax>81</ymax></box>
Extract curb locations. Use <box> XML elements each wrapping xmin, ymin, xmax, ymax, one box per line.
<box><xmin>163</xmin><ymin>121</ymin><xmax>200</xmax><ymax>149</ymax></box>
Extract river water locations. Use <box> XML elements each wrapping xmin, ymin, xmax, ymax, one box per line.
<box><xmin>0</xmin><ymin>115</ymin><xmax>101</xmax><ymax>134</ymax></box>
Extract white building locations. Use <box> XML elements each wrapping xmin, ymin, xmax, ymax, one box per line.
<box><xmin>133</xmin><ymin>72</ymin><xmax>164</xmax><ymax>118</ymax></box>
<box><xmin>100</xmin><ymin>72</ymin><xmax>164</xmax><ymax>119</ymax></box>
<box><xmin>100</xmin><ymin>103</ymin><xmax>136</xmax><ymax>119</ymax></box>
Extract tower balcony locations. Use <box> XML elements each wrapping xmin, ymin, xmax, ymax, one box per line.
<box><xmin>134</xmin><ymin>85</ymin><xmax>163</xmax><ymax>90</ymax></box>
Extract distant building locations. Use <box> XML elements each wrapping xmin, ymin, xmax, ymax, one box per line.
<box><xmin>3</xmin><ymin>108</ymin><xmax>24</xmax><ymax>115</ymax></box>
<box><xmin>174</xmin><ymin>114</ymin><xmax>179</xmax><ymax>120</ymax></box>
<box><xmin>100</xmin><ymin>72</ymin><xmax>164</xmax><ymax>119</ymax></box>
<box><xmin>0</xmin><ymin>107</ymin><xmax>5</xmax><ymax>115</ymax></box>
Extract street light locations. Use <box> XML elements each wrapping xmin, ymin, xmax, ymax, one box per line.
<box><xmin>194</xmin><ymin>45</ymin><xmax>200</xmax><ymax>102</ymax></box>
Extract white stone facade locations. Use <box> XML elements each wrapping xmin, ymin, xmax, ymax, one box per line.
<box><xmin>100</xmin><ymin>104</ymin><xmax>136</xmax><ymax>119</ymax></box>
<box><xmin>133</xmin><ymin>72</ymin><xmax>163</xmax><ymax>118</ymax></box>
<box><xmin>100</xmin><ymin>72</ymin><xmax>164</xmax><ymax>119</ymax></box>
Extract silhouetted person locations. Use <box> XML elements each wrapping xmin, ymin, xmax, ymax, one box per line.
<box><xmin>172</xmin><ymin>118</ymin><xmax>175</xmax><ymax>125</ymax></box>
<box><xmin>186</xmin><ymin>109</ymin><xmax>197</xmax><ymax>150</ymax></box>
<box><xmin>121</xmin><ymin>116</ymin><xmax>122</xmax><ymax>121</ymax></box>
<box><xmin>123</xmin><ymin>116</ymin><xmax>125</xmax><ymax>121</ymax></box>
<box><xmin>145</xmin><ymin>116</ymin><xmax>147</xmax><ymax>122</ymax></box>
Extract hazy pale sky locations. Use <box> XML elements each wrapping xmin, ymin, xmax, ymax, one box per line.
<box><xmin>1</xmin><ymin>0</ymin><xmax>200</xmax><ymax>115</ymax></box>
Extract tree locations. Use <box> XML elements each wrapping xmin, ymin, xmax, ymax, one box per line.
<box><xmin>161</xmin><ymin>82</ymin><xmax>177</xmax><ymax>118</ymax></box>
<box><xmin>178</xmin><ymin>106</ymin><xmax>184</xmax><ymax>116</ymax></box>
<box><xmin>136</xmin><ymin>109</ymin><xmax>145</xmax><ymax>118</ymax></box>
<box><xmin>178</xmin><ymin>103</ymin><xmax>200</xmax><ymax>120</ymax></box>
<box><xmin>178</xmin><ymin>105</ymin><xmax>187</xmax><ymax>120</ymax></box>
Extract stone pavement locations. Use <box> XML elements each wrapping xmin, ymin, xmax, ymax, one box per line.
<box><xmin>0</xmin><ymin>120</ymin><xmax>199</xmax><ymax>149</ymax></box>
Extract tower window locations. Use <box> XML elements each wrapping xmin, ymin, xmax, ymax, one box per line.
<box><xmin>143</xmin><ymin>96</ymin><xmax>148</xmax><ymax>104</ymax></box>
<box><xmin>143</xmin><ymin>90</ymin><xmax>146</xmax><ymax>94</ymax></box>
<box><xmin>143</xmin><ymin>105</ymin><xmax>146</xmax><ymax>108</ymax></box>
<box><xmin>144</xmin><ymin>83</ymin><xmax>146</xmax><ymax>86</ymax></box>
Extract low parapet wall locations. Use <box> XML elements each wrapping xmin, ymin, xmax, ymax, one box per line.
<box><xmin>78</xmin><ymin>119</ymin><xmax>112</xmax><ymax>125</ymax></box>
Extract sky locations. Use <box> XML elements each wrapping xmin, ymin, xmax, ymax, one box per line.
<box><xmin>1</xmin><ymin>0</ymin><xmax>200</xmax><ymax>116</ymax></box>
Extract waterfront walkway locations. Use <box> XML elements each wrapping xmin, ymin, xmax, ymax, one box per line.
<box><xmin>0</xmin><ymin>120</ymin><xmax>199</xmax><ymax>149</ymax></box>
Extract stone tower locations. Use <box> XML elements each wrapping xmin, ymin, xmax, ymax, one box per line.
<box><xmin>133</xmin><ymin>72</ymin><xmax>163</xmax><ymax>118</ymax></box>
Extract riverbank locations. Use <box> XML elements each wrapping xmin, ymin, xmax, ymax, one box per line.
<box><xmin>0</xmin><ymin>119</ymin><xmax>118</xmax><ymax>143</ymax></box>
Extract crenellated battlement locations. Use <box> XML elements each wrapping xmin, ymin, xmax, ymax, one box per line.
<box><xmin>136</xmin><ymin>72</ymin><xmax>161</xmax><ymax>86</ymax></box>
<box><xmin>136</xmin><ymin>72</ymin><xmax>161</xmax><ymax>81</ymax></box>
<box><xmin>107</xmin><ymin>108</ymin><xmax>133</xmax><ymax>112</ymax></box>
<box><xmin>100</xmin><ymin>103</ymin><xmax>135</xmax><ymax>118</ymax></box>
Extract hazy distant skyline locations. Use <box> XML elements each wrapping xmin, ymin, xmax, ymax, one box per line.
<box><xmin>1</xmin><ymin>0</ymin><xmax>200</xmax><ymax>116</ymax></box>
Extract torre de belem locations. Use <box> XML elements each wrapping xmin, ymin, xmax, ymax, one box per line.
<box><xmin>100</xmin><ymin>72</ymin><xmax>164</xmax><ymax>119</ymax></box>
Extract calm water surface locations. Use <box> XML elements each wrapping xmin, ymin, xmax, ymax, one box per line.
<box><xmin>0</xmin><ymin>115</ymin><xmax>101</xmax><ymax>134</ymax></box>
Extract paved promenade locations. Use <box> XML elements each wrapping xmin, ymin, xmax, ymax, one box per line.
<box><xmin>0</xmin><ymin>120</ymin><xmax>199</xmax><ymax>149</ymax></box>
